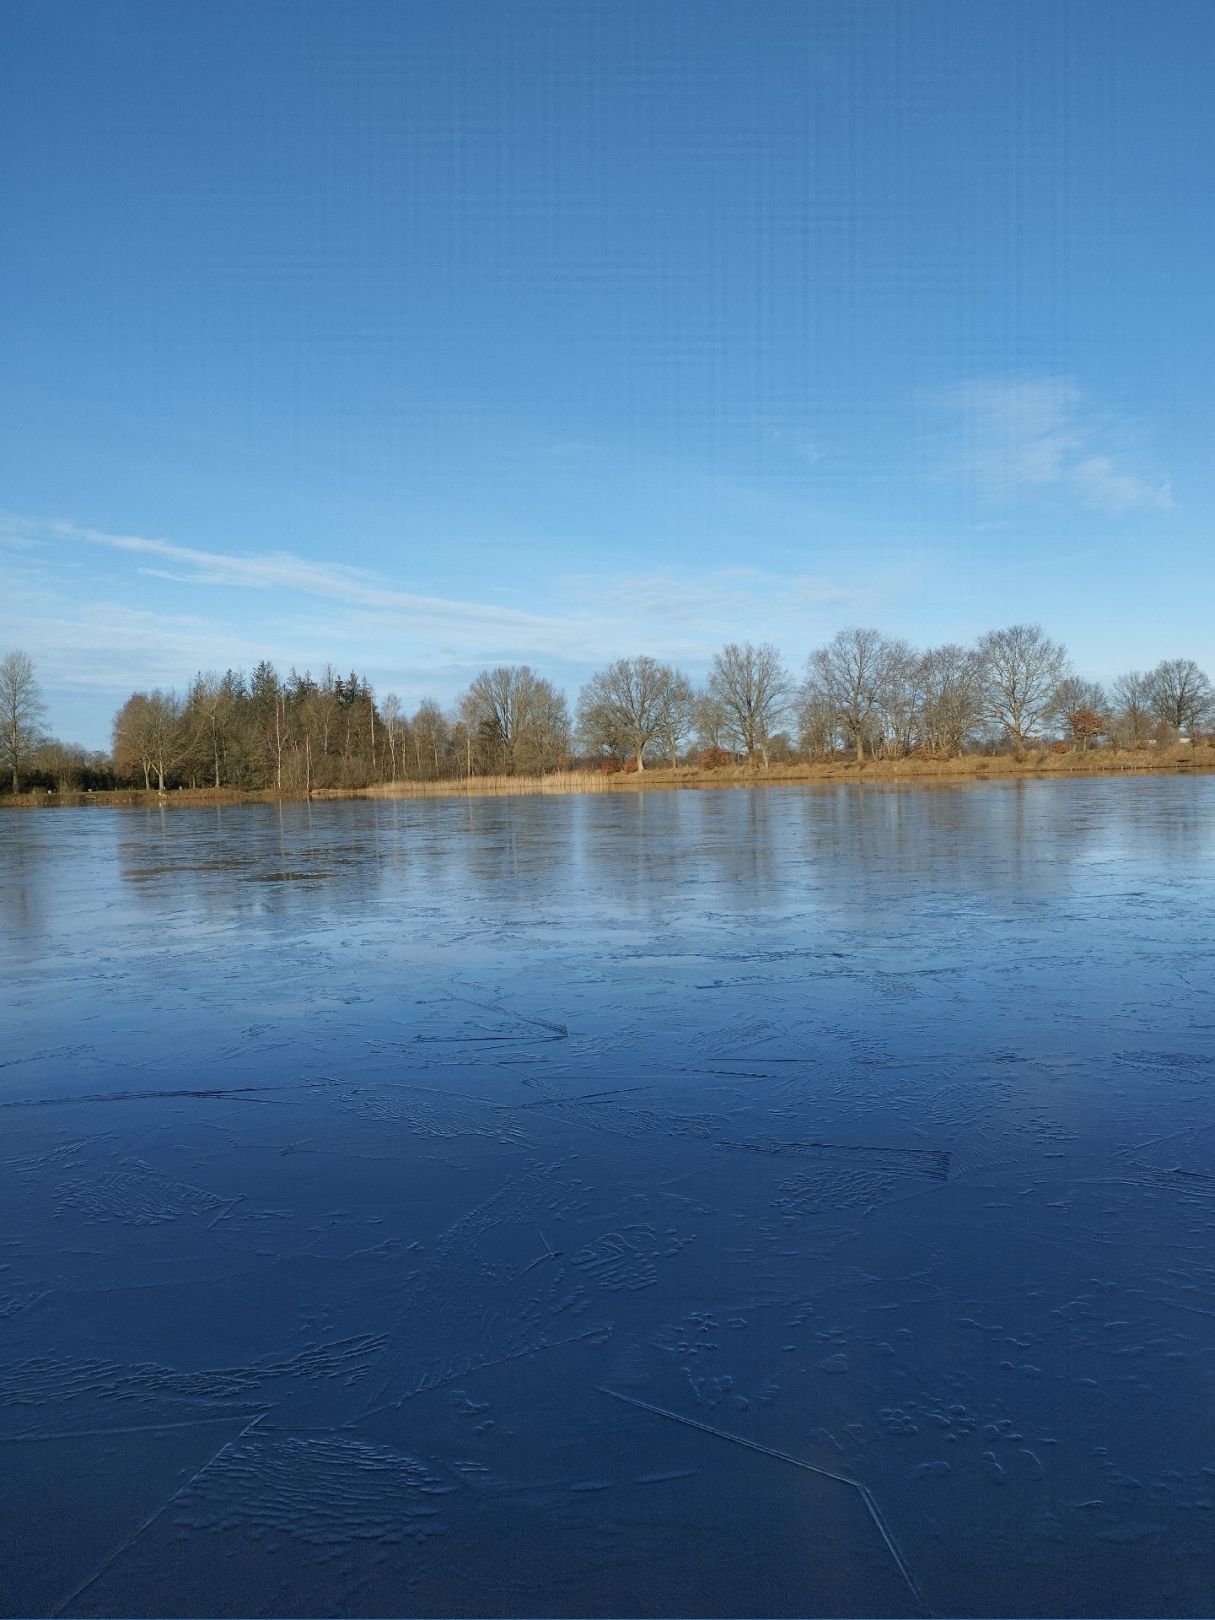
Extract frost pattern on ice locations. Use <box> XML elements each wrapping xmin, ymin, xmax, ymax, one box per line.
<box><xmin>173</xmin><ymin>1433</ymin><xmax>454</xmax><ymax>1544</ymax></box>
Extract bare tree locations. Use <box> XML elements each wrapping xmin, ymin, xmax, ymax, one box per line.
<box><xmin>113</xmin><ymin>694</ymin><xmax>154</xmax><ymax>788</ymax></box>
<box><xmin>1145</xmin><ymin>658</ymin><xmax>1213</xmax><ymax>738</ymax></box>
<box><xmin>455</xmin><ymin>689</ymin><xmax>484</xmax><ymax>778</ymax></box>
<box><xmin>653</xmin><ymin>668</ymin><xmax>696</xmax><ymax>767</ymax></box>
<box><xmin>875</xmin><ymin>644</ymin><xmax>921</xmax><ymax>758</ymax></box>
<box><xmin>0</xmin><ymin>650</ymin><xmax>46</xmax><ymax>793</ymax></box>
<box><xmin>805</xmin><ymin>629</ymin><xmax>911</xmax><ymax>762</ymax></box>
<box><xmin>314</xmin><ymin>667</ymin><xmax>340</xmax><ymax>761</ymax></box>
<box><xmin>411</xmin><ymin>699</ymin><xmax>450</xmax><ymax>778</ymax></box>
<box><xmin>33</xmin><ymin>739</ymin><xmax>109</xmax><ymax>793</ymax></box>
<box><xmin>381</xmin><ymin>693</ymin><xmax>403</xmax><ymax>781</ymax></box>
<box><xmin>184</xmin><ymin>671</ymin><xmax>234</xmax><ymax>788</ymax></box>
<box><xmin>693</xmin><ymin>690</ymin><xmax>731</xmax><ymax>754</ymax></box>
<box><xmin>142</xmin><ymin>691</ymin><xmax>184</xmax><ymax>792</ymax></box>
<box><xmin>977</xmin><ymin>625</ymin><xmax>1069</xmax><ymax>757</ymax></box>
<box><xmin>248</xmin><ymin>661</ymin><xmax>292</xmax><ymax>789</ymax></box>
<box><xmin>113</xmin><ymin>690</ymin><xmax>184</xmax><ymax>791</ymax></box>
<box><xmin>798</xmin><ymin>692</ymin><xmax>839</xmax><ymax>758</ymax></box>
<box><xmin>461</xmin><ymin>666</ymin><xmax>569</xmax><ymax>775</ymax></box>
<box><xmin>576</xmin><ymin>657</ymin><xmax>690</xmax><ymax>770</ymax></box>
<box><xmin>707</xmin><ymin>643</ymin><xmax>791</xmax><ymax>768</ymax></box>
<box><xmin>915</xmin><ymin>643</ymin><xmax>984</xmax><ymax>756</ymax></box>
<box><xmin>1109</xmin><ymin>671</ymin><xmax>1154</xmax><ymax>748</ymax></box>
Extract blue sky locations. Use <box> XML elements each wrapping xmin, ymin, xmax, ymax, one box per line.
<box><xmin>2</xmin><ymin>0</ymin><xmax>1211</xmax><ymax>748</ymax></box>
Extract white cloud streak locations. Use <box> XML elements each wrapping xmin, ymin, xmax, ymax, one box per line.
<box><xmin>561</xmin><ymin>566</ymin><xmax>868</xmax><ymax>630</ymax></box>
<box><xmin>943</xmin><ymin>378</ymin><xmax>1173</xmax><ymax>513</ymax></box>
<box><xmin>46</xmin><ymin>519</ymin><xmax>566</xmax><ymax>634</ymax></box>
<box><xmin>1</xmin><ymin>513</ymin><xmax>878</xmax><ymax>742</ymax></box>
<box><xmin>28</xmin><ymin>517</ymin><xmax>871</xmax><ymax>650</ymax></box>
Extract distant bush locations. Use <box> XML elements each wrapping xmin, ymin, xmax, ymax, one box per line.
<box><xmin>699</xmin><ymin>747</ymin><xmax>732</xmax><ymax>770</ymax></box>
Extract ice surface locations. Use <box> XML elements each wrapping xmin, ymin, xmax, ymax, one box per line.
<box><xmin>2</xmin><ymin>780</ymin><xmax>1215</xmax><ymax>1616</ymax></box>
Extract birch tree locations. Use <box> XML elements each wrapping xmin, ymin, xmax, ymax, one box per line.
<box><xmin>381</xmin><ymin>693</ymin><xmax>403</xmax><ymax>781</ymax></box>
<box><xmin>0</xmin><ymin>650</ymin><xmax>46</xmax><ymax>793</ymax></box>
<box><xmin>113</xmin><ymin>690</ymin><xmax>183</xmax><ymax>791</ymax></box>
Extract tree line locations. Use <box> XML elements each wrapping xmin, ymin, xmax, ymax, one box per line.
<box><xmin>1</xmin><ymin>629</ymin><xmax>1213</xmax><ymax>795</ymax></box>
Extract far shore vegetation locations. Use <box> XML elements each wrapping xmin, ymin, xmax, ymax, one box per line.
<box><xmin>2</xmin><ymin>629</ymin><xmax>1214</xmax><ymax>806</ymax></box>
<box><xmin>4</xmin><ymin>747</ymin><xmax>1214</xmax><ymax>814</ymax></box>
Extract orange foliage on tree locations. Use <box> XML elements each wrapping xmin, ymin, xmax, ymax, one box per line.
<box><xmin>1067</xmin><ymin>705</ymin><xmax>1108</xmax><ymax>751</ymax></box>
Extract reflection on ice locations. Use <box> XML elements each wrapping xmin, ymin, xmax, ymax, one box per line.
<box><xmin>2</xmin><ymin>778</ymin><xmax>1214</xmax><ymax>1617</ymax></box>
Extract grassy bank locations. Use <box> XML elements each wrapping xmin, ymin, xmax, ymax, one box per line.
<box><xmin>3</xmin><ymin>744</ymin><xmax>1214</xmax><ymax>811</ymax></box>
<box><xmin>356</xmin><ymin>745</ymin><xmax>1215</xmax><ymax>798</ymax></box>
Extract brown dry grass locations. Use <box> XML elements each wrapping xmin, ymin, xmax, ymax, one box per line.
<box><xmin>355</xmin><ymin>745</ymin><xmax>1215</xmax><ymax>801</ymax></box>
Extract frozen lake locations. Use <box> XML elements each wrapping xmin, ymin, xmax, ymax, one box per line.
<box><xmin>2</xmin><ymin>779</ymin><xmax>1215</xmax><ymax>1618</ymax></box>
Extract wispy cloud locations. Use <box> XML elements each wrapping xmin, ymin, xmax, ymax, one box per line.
<box><xmin>941</xmin><ymin>378</ymin><xmax>1173</xmax><ymax>513</ymax></box>
<box><xmin>562</xmin><ymin>566</ymin><xmax>868</xmax><ymax>632</ymax></box>
<box><xmin>1067</xmin><ymin>455</ymin><xmax>1172</xmax><ymax>514</ymax></box>
<box><xmin>40</xmin><ymin>519</ymin><xmax>566</xmax><ymax>634</ymax></box>
<box><xmin>0</xmin><ymin>513</ymin><xmax>52</xmax><ymax>552</ymax></box>
<box><xmin>0</xmin><ymin>592</ymin><xmax>273</xmax><ymax>696</ymax></box>
<box><xmin>1</xmin><ymin>513</ymin><xmax>878</xmax><ymax>744</ymax></box>
<box><xmin>25</xmin><ymin>516</ymin><xmax>871</xmax><ymax>653</ymax></box>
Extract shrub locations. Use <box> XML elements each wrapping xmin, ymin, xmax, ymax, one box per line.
<box><xmin>699</xmin><ymin>747</ymin><xmax>732</xmax><ymax>770</ymax></box>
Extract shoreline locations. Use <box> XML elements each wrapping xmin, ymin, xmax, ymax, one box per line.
<box><xmin>3</xmin><ymin>747</ymin><xmax>1214</xmax><ymax>810</ymax></box>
